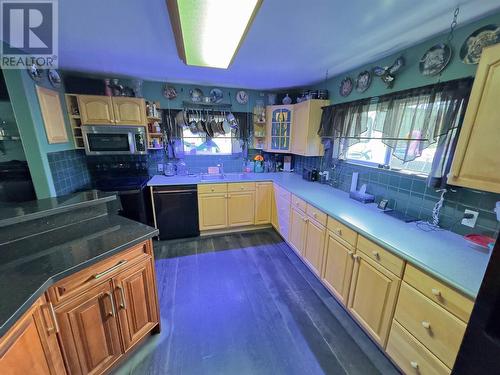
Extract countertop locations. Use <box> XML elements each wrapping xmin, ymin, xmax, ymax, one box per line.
<box><xmin>0</xmin><ymin>190</ymin><xmax>116</xmax><ymax>228</ymax></box>
<box><xmin>149</xmin><ymin>173</ymin><xmax>492</xmax><ymax>299</ymax></box>
<box><xmin>0</xmin><ymin>214</ymin><xmax>158</xmax><ymax>337</ymax></box>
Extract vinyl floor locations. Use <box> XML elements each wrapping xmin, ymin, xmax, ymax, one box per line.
<box><xmin>112</xmin><ymin>229</ymin><xmax>400</xmax><ymax>375</ymax></box>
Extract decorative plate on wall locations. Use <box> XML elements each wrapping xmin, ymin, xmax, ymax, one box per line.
<box><xmin>355</xmin><ymin>71</ymin><xmax>371</xmax><ymax>92</ymax></box>
<box><xmin>27</xmin><ymin>64</ymin><xmax>42</xmax><ymax>82</ymax></box>
<box><xmin>419</xmin><ymin>43</ymin><xmax>452</xmax><ymax>76</ymax></box>
<box><xmin>460</xmin><ymin>24</ymin><xmax>500</xmax><ymax>64</ymax></box>
<box><xmin>210</xmin><ymin>88</ymin><xmax>223</xmax><ymax>103</ymax></box>
<box><xmin>163</xmin><ymin>85</ymin><xmax>177</xmax><ymax>99</ymax></box>
<box><xmin>47</xmin><ymin>69</ymin><xmax>61</xmax><ymax>88</ymax></box>
<box><xmin>339</xmin><ymin>77</ymin><xmax>353</xmax><ymax>97</ymax></box>
<box><xmin>236</xmin><ymin>90</ymin><xmax>249</xmax><ymax>104</ymax></box>
<box><xmin>189</xmin><ymin>88</ymin><xmax>204</xmax><ymax>102</ymax></box>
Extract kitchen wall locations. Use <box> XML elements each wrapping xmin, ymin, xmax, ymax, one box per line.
<box><xmin>0</xmin><ymin>100</ymin><xmax>25</xmax><ymax>163</ymax></box>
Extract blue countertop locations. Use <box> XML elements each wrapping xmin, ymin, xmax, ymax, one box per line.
<box><xmin>148</xmin><ymin>173</ymin><xmax>492</xmax><ymax>299</ymax></box>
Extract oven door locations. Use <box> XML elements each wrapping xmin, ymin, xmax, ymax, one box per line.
<box><xmin>82</xmin><ymin>126</ymin><xmax>143</xmax><ymax>155</ymax></box>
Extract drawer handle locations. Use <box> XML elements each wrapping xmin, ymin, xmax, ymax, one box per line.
<box><xmin>93</xmin><ymin>260</ymin><xmax>128</xmax><ymax>280</ymax></box>
<box><xmin>103</xmin><ymin>291</ymin><xmax>116</xmax><ymax>317</ymax></box>
<box><xmin>372</xmin><ymin>251</ymin><xmax>380</xmax><ymax>259</ymax></box>
<box><xmin>410</xmin><ymin>361</ymin><xmax>418</xmax><ymax>369</ymax></box>
<box><xmin>421</xmin><ymin>321</ymin><xmax>431</xmax><ymax>329</ymax></box>
<box><xmin>46</xmin><ymin>302</ymin><xmax>59</xmax><ymax>334</ymax></box>
<box><xmin>117</xmin><ymin>285</ymin><xmax>127</xmax><ymax>309</ymax></box>
<box><xmin>348</xmin><ymin>251</ymin><xmax>354</xmax><ymax>258</ymax></box>
<box><xmin>353</xmin><ymin>254</ymin><xmax>360</xmax><ymax>261</ymax></box>
<box><xmin>240</xmin><ymin>186</ymin><xmax>244</xmax><ymax>190</ymax></box>
<box><xmin>431</xmin><ymin>288</ymin><xmax>441</xmax><ymax>297</ymax></box>
<box><xmin>211</xmin><ymin>188</ymin><xmax>215</xmax><ymax>192</ymax></box>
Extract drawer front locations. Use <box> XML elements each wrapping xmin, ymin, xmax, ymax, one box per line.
<box><xmin>291</xmin><ymin>194</ymin><xmax>307</xmax><ymax>212</ymax></box>
<box><xmin>326</xmin><ymin>216</ymin><xmax>358</xmax><ymax>247</ymax></box>
<box><xmin>387</xmin><ymin>321</ymin><xmax>450</xmax><ymax>375</ymax></box>
<box><xmin>306</xmin><ymin>204</ymin><xmax>327</xmax><ymax>226</ymax></box>
<box><xmin>404</xmin><ymin>264</ymin><xmax>473</xmax><ymax>322</ymax></box>
<box><xmin>198</xmin><ymin>183</ymin><xmax>227</xmax><ymax>194</ymax></box>
<box><xmin>273</xmin><ymin>184</ymin><xmax>291</xmax><ymax>201</ymax></box>
<box><xmin>394</xmin><ymin>282</ymin><xmax>467</xmax><ymax>369</ymax></box>
<box><xmin>357</xmin><ymin>236</ymin><xmax>404</xmax><ymax>277</ymax></box>
<box><xmin>228</xmin><ymin>182</ymin><xmax>256</xmax><ymax>192</ymax></box>
<box><xmin>48</xmin><ymin>241</ymin><xmax>151</xmax><ymax>305</ymax></box>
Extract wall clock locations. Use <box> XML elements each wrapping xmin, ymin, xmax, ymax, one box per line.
<box><xmin>236</xmin><ymin>90</ymin><xmax>249</xmax><ymax>104</ymax></box>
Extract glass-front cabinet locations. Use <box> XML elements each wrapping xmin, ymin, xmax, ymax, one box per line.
<box><xmin>266</xmin><ymin>105</ymin><xmax>293</xmax><ymax>152</ymax></box>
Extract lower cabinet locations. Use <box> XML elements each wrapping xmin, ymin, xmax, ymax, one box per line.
<box><xmin>303</xmin><ymin>218</ymin><xmax>326</xmax><ymax>276</ymax></box>
<box><xmin>228</xmin><ymin>191</ymin><xmax>255</xmax><ymax>227</ymax></box>
<box><xmin>0</xmin><ymin>296</ymin><xmax>65</xmax><ymax>375</ymax></box>
<box><xmin>289</xmin><ymin>207</ymin><xmax>307</xmax><ymax>255</ymax></box>
<box><xmin>322</xmin><ymin>233</ymin><xmax>355</xmax><ymax>306</ymax></box>
<box><xmin>254</xmin><ymin>182</ymin><xmax>272</xmax><ymax>225</ymax></box>
<box><xmin>274</xmin><ymin>192</ymin><xmax>291</xmax><ymax>241</ymax></box>
<box><xmin>347</xmin><ymin>251</ymin><xmax>401</xmax><ymax>347</ymax></box>
<box><xmin>55</xmin><ymin>281</ymin><xmax>123</xmax><ymax>375</ymax></box>
<box><xmin>198</xmin><ymin>193</ymin><xmax>228</xmax><ymax>230</ymax></box>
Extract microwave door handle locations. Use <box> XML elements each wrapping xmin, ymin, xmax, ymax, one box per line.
<box><xmin>128</xmin><ymin>132</ymin><xmax>135</xmax><ymax>153</ymax></box>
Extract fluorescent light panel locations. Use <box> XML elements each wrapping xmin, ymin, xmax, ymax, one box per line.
<box><xmin>171</xmin><ymin>0</ymin><xmax>261</xmax><ymax>69</ymax></box>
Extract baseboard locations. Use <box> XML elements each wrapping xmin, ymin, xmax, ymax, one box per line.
<box><xmin>200</xmin><ymin>224</ymin><xmax>272</xmax><ymax>237</ymax></box>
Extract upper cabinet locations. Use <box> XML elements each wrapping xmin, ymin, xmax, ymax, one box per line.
<box><xmin>78</xmin><ymin>95</ymin><xmax>146</xmax><ymax>126</ymax></box>
<box><xmin>266</xmin><ymin>105</ymin><xmax>293</xmax><ymax>153</ymax></box>
<box><xmin>36</xmin><ymin>86</ymin><xmax>69</xmax><ymax>144</ymax></box>
<box><xmin>291</xmin><ymin>99</ymin><xmax>329</xmax><ymax>156</ymax></box>
<box><xmin>264</xmin><ymin>100</ymin><xmax>329</xmax><ymax>156</ymax></box>
<box><xmin>448</xmin><ymin>43</ymin><xmax>500</xmax><ymax>193</ymax></box>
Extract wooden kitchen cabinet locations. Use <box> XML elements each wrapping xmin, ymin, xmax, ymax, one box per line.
<box><xmin>255</xmin><ymin>182</ymin><xmax>273</xmax><ymax>225</ymax></box>
<box><xmin>448</xmin><ymin>43</ymin><xmax>500</xmax><ymax>193</ymax></box>
<box><xmin>303</xmin><ymin>217</ymin><xmax>326</xmax><ymax>276</ymax></box>
<box><xmin>228</xmin><ymin>191</ymin><xmax>255</xmax><ymax>227</ymax></box>
<box><xmin>55</xmin><ymin>281</ymin><xmax>123</xmax><ymax>375</ymax></box>
<box><xmin>198</xmin><ymin>193</ymin><xmax>228</xmax><ymax>230</ymax></box>
<box><xmin>265</xmin><ymin>105</ymin><xmax>293</xmax><ymax>152</ymax></box>
<box><xmin>291</xmin><ymin>99</ymin><xmax>329</xmax><ymax>156</ymax></box>
<box><xmin>347</xmin><ymin>251</ymin><xmax>401</xmax><ymax>347</ymax></box>
<box><xmin>36</xmin><ymin>86</ymin><xmax>68</xmax><ymax>144</ymax></box>
<box><xmin>113</xmin><ymin>259</ymin><xmax>159</xmax><ymax>351</ymax></box>
<box><xmin>289</xmin><ymin>207</ymin><xmax>307</xmax><ymax>255</ymax></box>
<box><xmin>78</xmin><ymin>95</ymin><xmax>115</xmax><ymax>125</ymax></box>
<box><xmin>273</xmin><ymin>187</ymin><xmax>291</xmax><ymax>240</ymax></box>
<box><xmin>322</xmin><ymin>233</ymin><xmax>355</xmax><ymax>306</ymax></box>
<box><xmin>112</xmin><ymin>97</ymin><xmax>147</xmax><ymax>126</ymax></box>
<box><xmin>0</xmin><ymin>296</ymin><xmax>65</xmax><ymax>375</ymax></box>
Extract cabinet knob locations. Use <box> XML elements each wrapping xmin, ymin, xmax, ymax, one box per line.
<box><xmin>431</xmin><ymin>288</ymin><xmax>441</xmax><ymax>297</ymax></box>
<box><xmin>372</xmin><ymin>251</ymin><xmax>380</xmax><ymax>259</ymax></box>
<box><xmin>211</xmin><ymin>188</ymin><xmax>215</xmax><ymax>192</ymax></box>
<box><xmin>335</xmin><ymin>228</ymin><xmax>342</xmax><ymax>236</ymax></box>
<box><xmin>353</xmin><ymin>254</ymin><xmax>360</xmax><ymax>261</ymax></box>
<box><xmin>410</xmin><ymin>361</ymin><xmax>418</xmax><ymax>369</ymax></box>
<box><xmin>348</xmin><ymin>251</ymin><xmax>354</xmax><ymax>257</ymax></box>
<box><xmin>313</xmin><ymin>213</ymin><xmax>317</xmax><ymax>218</ymax></box>
<box><xmin>227</xmin><ymin>194</ymin><xmax>231</xmax><ymax>199</ymax></box>
<box><xmin>295</xmin><ymin>202</ymin><xmax>299</xmax><ymax>206</ymax></box>
<box><xmin>421</xmin><ymin>321</ymin><xmax>431</xmax><ymax>329</ymax></box>
<box><xmin>240</xmin><ymin>186</ymin><xmax>244</xmax><ymax>190</ymax></box>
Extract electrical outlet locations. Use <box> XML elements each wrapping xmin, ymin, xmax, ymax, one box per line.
<box><xmin>461</xmin><ymin>209</ymin><xmax>479</xmax><ymax>228</ymax></box>
<box><xmin>157</xmin><ymin>163</ymin><xmax>164</xmax><ymax>173</ymax></box>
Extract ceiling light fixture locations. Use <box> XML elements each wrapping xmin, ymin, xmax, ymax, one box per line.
<box><xmin>167</xmin><ymin>0</ymin><xmax>262</xmax><ymax>69</ymax></box>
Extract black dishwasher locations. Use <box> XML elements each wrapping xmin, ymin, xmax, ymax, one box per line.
<box><xmin>152</xmin><ymin>185</ymin><xmax>199</xmax><ymax>240</ymax></box>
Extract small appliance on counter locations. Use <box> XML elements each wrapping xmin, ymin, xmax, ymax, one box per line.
<box><xmin>283</xmin><ymin>155</ymin><xmax>292</xmax><ymax>172</ymax></box>
<box><xmin>302</xmin><ymin>167</ymin><xmax>319</xmax><ymax>181</ymax></box>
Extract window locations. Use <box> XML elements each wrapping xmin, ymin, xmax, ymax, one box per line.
<box><xmin>182</xmin><ymin>127</ymin><xmax>241</xmax><ymax>155</ymax></box>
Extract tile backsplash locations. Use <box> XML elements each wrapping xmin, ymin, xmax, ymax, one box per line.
<box><xmin>47</xmin><ymin>149</ymin><xmax>91</xmax><ymax>196</ymax></box>
<box><xmin>293</xmin><ymin>155</ymin><xmax>500</xmax><ymax>238</ymax></box>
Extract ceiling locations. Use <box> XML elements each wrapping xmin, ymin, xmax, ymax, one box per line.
<box><xmin>55</xmin><ymin>0</ymin><xmax>500</xmax><ymax>89</ymax></box>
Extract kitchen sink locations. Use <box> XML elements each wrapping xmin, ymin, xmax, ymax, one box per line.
<box><xmin>200</xmin><ymin>173</ymin><xmax>225</xmax><ymax>181</ymax></box>
<box><xmin>200</xmin><ymin>173</ymin><xmax>251</xmax><ymax>181</ymax></box>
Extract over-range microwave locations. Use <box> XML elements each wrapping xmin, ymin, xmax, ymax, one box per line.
<box><xmin>81</xmin><ymin>125</ymin><xmax>147</xmax><ymax>155</ymax></box>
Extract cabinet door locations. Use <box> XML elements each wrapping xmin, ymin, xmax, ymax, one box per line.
<box><xmin>448</xmin><ymin>44</ymin><xmax>500</xmax><ymax>193</ymax></box>
<box><xmin>36</xmin><ymin>86</ymin><xmax>68</xmax><ymax>144</ymax></box>
<box><xmin>267</xmin><ymin>105</ymin><xmax>293</xmax><ymax>152</ymax></box>
<box><xmin>255</xmin><ymin>182</ymin><xmax>272</xmax><ymax>225</ymax></box>
<box><xmin>291</xmin><ymin>100</ymin><xmax>308</xmax><ymax>155</ymax></box>
<box><xmin>303</xmin><ymin>219</ymin><xmax>326</xmax><ymax>276</ymax></box>
<box><xmin>112</xmin><ymin>97</ymin><xmax>147</xmax><ymax>126</ymax></box>
<box><xmin>322</xmin><ymin>234</ymin><xmax>355</xmax><ymax>306</ymax></box>
<box><xmin>271</xmin><ymin>188</ymin><xmax>278</xmax><ymax>229</ymax></box>
<box><xmin>288</xmin><ymin>207</ymin><xmax>307</xmax><ymax>255</ymax></box>
<box><xmin>228</xmin><ymin>191</ymin><xmax>255</xmax><ymax>227</ymax></box>
<box><xmin>78</xmin><ymin>95</ymin><xmax>114</xmax><ymax>125</ymax></box>
<box><xmin>0</xmin><ymin>297</ymin><xmax>65</xmax><ymax>375</ymax></box>
<box><xmin>275</xmin><ymin>194</ymin><xmax>291</xmax><ymax>240</ymax></box>
<box><xmin>198</xmin><ymin>193</ymin><xmax>228</xmax><ymax>231</ymax></box>
<box><xmin>347</xmin><ymin>252</ymin><xmax>400</xmax><ymax>347</ymax></box>
<box><xmin>55</xmin><ymin>281</ymin><xmax>122</xmax><ymax>375</ymax></box>
<box><xmin>113</xmin><ymin>259</ymin><xmax>159</xmax><ymax>351</ymax></box>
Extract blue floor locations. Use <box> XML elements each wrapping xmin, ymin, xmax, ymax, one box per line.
<box><xmin>112</xmin><ymin>229</ymin><xmax>399</xmax><ymax>375</ymax></box>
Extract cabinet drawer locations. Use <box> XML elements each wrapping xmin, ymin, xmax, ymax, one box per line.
<box><xmin>291</xmin><ymin>195</ymin><xmax>307</xmax><ymax>212</ymax></box>
<box><xmin>387</xmin><ymin>321</ymin><xmax>450</xmax><ymax>375</ymax></box>
<box><xmin>404</xmin><ymin>264</ymin><xmax>473</xmax><ymax>322</ymax></box>
<box><xmin>273</xmin><ymin>184</ymin><xmax>291</xmax><ymax>201</ymax></box>
<box><xmin>306</xmin><ymin>204</ymin><xmax>327</xmax><ymax>226</ymax></box>
<box><xmin>394</xmin><ymin>282</ymin><xmax>467</xmax><ymax>369</ymax></box>
<box><xmin>357</xmin><ymin>236</ymin><xmax>404</xmax><ymax>277</ymax></box>
<box><xmin>227</xmin><ymin>182</ymin><xmax>255</xmax><ymax>192</ymax></box>
<box><xmin>48</xmin><ymin>241</ymin><xmax>151</xmax><ymax>305</ymax></box>
<box><xmin>198</xmin><ymin>183</ymin><xmax>227</xmax><ymax>194</ymax></box>
<box><xmin>326</xmin><ymin>217</ymin><xmax>358</xmax><ymax>247</ymax></box>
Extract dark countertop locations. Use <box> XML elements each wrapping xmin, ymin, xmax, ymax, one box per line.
<box><xmin>0</xmin><ymin>214</ymin><xmax>158</xmax><ymax>337</ymax></box>
<box><xmin>0</xmin><ymin>190</ymin><xmax>117</xmax><ymax>228</ymax></box>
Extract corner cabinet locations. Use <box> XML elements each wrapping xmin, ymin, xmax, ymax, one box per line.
<box><xmin>291</xmin><ymin>99</ymin><xmax>328</xmax><ymax>156</ymax></box>
<box><xmin>448</xmin><ymin>43</ymin><xmax>500</xmax><ymax>193</ymax></box>
<box><xmin>265</xmin><ymin>105</ymin><xmax>293</xmax><ymax>153</ymax></box>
